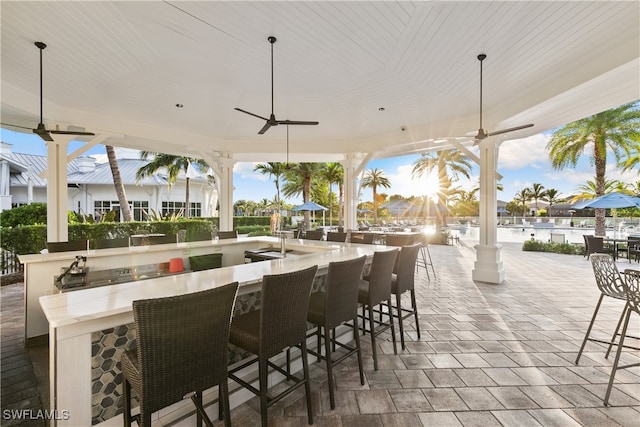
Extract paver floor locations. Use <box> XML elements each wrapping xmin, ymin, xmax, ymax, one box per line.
<box><xmin>2</xmin><ymin>241</ymin><xmax>639</xmax><ymax>426</ymax></box>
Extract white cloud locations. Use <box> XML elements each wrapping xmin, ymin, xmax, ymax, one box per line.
<box><xmin>233</xmin><ymin>162</ymin><xmax>270</xmax><ymax>181</ymax></box>
<box><xmin>498</xmin><ymin>133</ymin><xmax>550</xmax><ymax>169</ymax></box>
<box><xmin>93</xmin><ymin>147</ymin><xmax>141</xmax><ymax>163</ymax></box>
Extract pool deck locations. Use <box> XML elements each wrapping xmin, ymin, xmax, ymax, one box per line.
<box><xmin>2</xmin><ymin>241</ymin><xmax>639</xmax><ymax>426</ymax></box>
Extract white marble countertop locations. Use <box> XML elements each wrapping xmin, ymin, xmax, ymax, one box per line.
<box><xmin>39</xmin><ymin>237</ymin><xmax>386</xmax><ymax>328</ymax></box>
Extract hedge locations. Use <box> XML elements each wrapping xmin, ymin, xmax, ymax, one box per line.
<box><xmin>522</xmin><ymin>239</ymin><xmax>584</xmax><ymax>255</ymax></box>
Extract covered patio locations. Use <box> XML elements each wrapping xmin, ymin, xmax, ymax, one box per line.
<box><xmin>4</xmin><ymin>242</ymin><xmax>639</xmax><ymax>425</ymax></box>
<box><xmin>1</xmin><ymin>1</ymin><xmax>638</xmax><ymax>284</ymax></box>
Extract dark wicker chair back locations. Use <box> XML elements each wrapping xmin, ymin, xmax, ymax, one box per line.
<box><xmin>394</xmin><ymin>244</ymin><xmax>421</xmax><ymax>294</ymax></box>
<box><xmin>92</xmin><ymin>238</ymin><xmax>129</xmax><ymax>250</ymax></box>
<box><xmin>46</xmin><ymin>240</ymin><xmax>88</xmax><ymax>253</ymax></box>
<box><xmin>122</xmin><ymin>282</ymin><xmax>239</xmax><ymax>427</ymax></box>
<box><xmin>217</xmin><ymin>230</ymin><xmax>238</xmax><ymax>239</ymax></box>
<box><xmin>586</xmin><ymin>235</ymin><xmax>613</xmax><ymax>258</ymax></box>
<box><xmin>147</xmin><ymin>234</ymin><xmax>177</xmax><ymax>245</ymax></box>
<box><xmin>624</xmin><ymin>269</ymin><xmax>640</xmax><ymax>314</ymax></box>
<box><xmin>350</xmin><ymin>232</ymin><xmax>374</xmax><ymax>244</ymax></box>
<box><xmin>188</xmin><ymin>231</ymin><xmax>213</xmax><ymax>242</ymax></box>
<box><xmin>590</xmin><ymin>254</ymin><xmax>626</xmax><ymax>298</ymax></box>
<box><xmin>326</xmin><ymin>232</ymin><xmax>347</xmax><ymax>242</ymax></box>
<box><xmin>303</xmin><ymin>230</ymin><xmax>324</xmax><ymax>240</ymax></box>
<box><xmin>366</xmin><ymin>249</ymin><xmax>398</xmax><ymax>305</ymax></box>
<box><xmin>385</xmin><ymin>234</ymin><xmax>415</xmax><ymax>246</ymax></box>
<box><xmin>323</xmin><ymin>256</ymin><xmax>367</xmax><ymax>329</ymax></box>
<box><xmin>259</xmin><ymin>265</ymin><xmax>318</xmax><ymax>358</ymax></box>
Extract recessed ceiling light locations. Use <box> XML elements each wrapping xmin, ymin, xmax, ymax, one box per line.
<box><xmin>175</xmin><ymin>103</ymin><xmax>184</xmax><ymax>108</ymax></box>
<box><xmin>378</xmin><ymin>107</ymin><xmax>385</xmax><ymax>111</ymax></box>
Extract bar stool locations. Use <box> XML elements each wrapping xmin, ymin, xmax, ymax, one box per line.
<box><xmin>326</xmin><ymin>231</ymin><xmax>348</xmax><ymax>242</ymax></box>
<box><xmin>303</xmin><ymin>230</ymin><xmax>324</xmax><ymax>240</ymax></box>
<box><xmin>217</xmin><ymin>230</ymin><xmax>238</xmax><ymax>239</ymax></box>
<box><xmin>350</xmin><ymin>232</ymin><xmax>374</xmax><ymax>244</ymax></box>
<box><xmin>228</xmin><ymin>265</ymin><xmax>318</xmax><ymax>427</ymax></box>
<box><xmin>121</xmin><ymin>282</ymin><xmax>239</xmax><ymax>427</ymax></box>
<box><xmin>358</xmin><ymin>249</ymin><xmax>399</xmax><ymax>370</ymax></box>
<box><xmin>46</xmin><ymin>239</ymin><xmax>88</xmax><ymax>253</ymax></box>
<box><xmin>390</xmin><ymin>243</ymin><xmax>422</xmax><ymax>350</ymax></box>
<box><xmin>306</xmin><ymin>255</ymin><xmax>367</xmax><ymax>409</ymax></box>
<box><xmin>92</xmin><ymin>237</ymin><xmax>129</xmax><ymax>249</ymax></box>
<box><xmin>604</xmin><ymin>268</ymin><xmax>640</xmax><ymax>405</ymax></box>
<box><xmin>576</xmin><ymin>254</ymin><xmax>639</xmax><ymax>365</ymax></box>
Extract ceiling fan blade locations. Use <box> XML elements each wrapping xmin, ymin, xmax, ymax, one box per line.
<box><xmin>1</xmin><ymin>122</ymin><xmax>34</xmax><ymax>131</ymax></box>
<box><xmin>50</xmin><ymin>130</ymin><xmax>95</xmax><ymax>136</ymax></box>
<box><xmin>487</xmin><ymin>123</ymin><xmax>534</xmax><ymax>137</ymax></box>
<box><xmin>33</xmin><ymin>129</ymin><xmax>54</xmax><ymax>141</ymax></box>
<box><xmin>278</xmin><ymin>120</ymin><xmax>319</xmax><ymax>126</ymax></box>
<box><xmin>234</xmin><ymin>108</ymin><xmax>269</xmax><ymax>121</ymax></box>
<box><xmin>257</xmin><ymin>121</ymin><xmax>273</xmax><ymax>134</ymax></box>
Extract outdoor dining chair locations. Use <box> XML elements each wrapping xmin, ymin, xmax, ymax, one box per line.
<box><xmin>390</xmin><ymin>243</ymin><xmax>422</xmax><ymax>350</ymax></box>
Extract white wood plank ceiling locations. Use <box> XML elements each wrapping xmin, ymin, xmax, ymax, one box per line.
<box><xmin>1</xmin><ymin>1</ymin><xmax>638</xmax><ymax>162</ymax></box>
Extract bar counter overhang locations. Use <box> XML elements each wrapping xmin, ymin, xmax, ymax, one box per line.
<box><xmin>36</xmin><ymin>237</ymin><xmax>383</xmax><ymax>426</ymax></box>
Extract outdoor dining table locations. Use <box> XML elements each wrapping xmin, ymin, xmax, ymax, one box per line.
<box><xmin>603</xmin><ymin>237</ymin><xmax>636</xmax><ymax>261</ymax></box>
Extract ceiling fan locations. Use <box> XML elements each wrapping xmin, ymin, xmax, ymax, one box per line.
<box><xmin>470</xmin><ymin>53</ymin><xmax>533</xmax><ymax>146</ymax></box>
<box><xmin>234</xmin><ymin>36</ymin><xmax>319</xmax><ymax>134</ymax></box>
<box><xmin>1</xmin><ymin>42</ymin><xmax>95</xmax><ymax>142</ymax></box>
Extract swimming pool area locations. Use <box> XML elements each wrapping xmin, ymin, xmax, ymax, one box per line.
<box><xmin>455</xmin><ymin>224</ymin><xmax>640</xmax><ymax>244</ymax></box>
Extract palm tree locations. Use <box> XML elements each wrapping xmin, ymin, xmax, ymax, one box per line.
<box><xmin>542</xmin><ymin>188</ymin><xmax>561</xmax><ymax>214</ymax></box>
<box><xmin>528</xmin><ymin>183</ymin><xmax>546</xmax><ymax>211</ymax></box>
<box><xmin>361</xmin><ymin>168</ymin><xmax>391</xmax><ymax>224</ymax></box>
<box><xmin>254</xmin><ymin>162</ymin><xmax>286</xmax><ymax>211</ymax></box>
<box><xmin>514</xmin><ymin>188</ymin><xmax>532</xmax><ymax>218</ymax></box>
<box><xmin>105</xmin><ymin>145</ymin><xmax>133</xmax><ymax>221</ymax></box>
<box><xmin>136</xmin><ymin>152</ymin><xmax>209</xmax><ymax>218</ymax></box>
<box><xmin>282</xmin><ymin>163</ymin><xmax>322</xmax><ymax>229</ymax></box>
<box><xmin>320</xmin><ymin>162</ymin><xmax>343</xmax><ymax>227</ymax></box>
<box><xmin>619</xmin><ymin>148</ymin><xmax>639</xmax><ymax>173</ymax></box>
<box><xmin>571</xmin><ymin>178</ymin><xmax>630</xmax><ymax>203</ymax></box>
<box><xmin>412</xmin><ymin>149</ymin><xmax>472</xmax><ymax>226</ymax></box>
<box><xmin>547</xmin><ymin>101</ymin><xmax>640</xmax><ymax>236</ymax></box>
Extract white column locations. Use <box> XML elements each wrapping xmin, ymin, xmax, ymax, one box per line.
<box><xmin>209</xmin><ymin>153</ymin><xmax>235</xmax><ymax>231</ymax></box>
<box><xmin>341</xmin><ymin>154</ymin><xmax>360</xmax><ymax>231</ymax></box>
<box><xmin>46</xmin><ymin>137</ymin><xmax>73</xmax><ymax>242</ymax></box>
<box><xmin>472</xmin><ymin>139</ymin><xmax>504</xmax><ymax>284</ymax></box>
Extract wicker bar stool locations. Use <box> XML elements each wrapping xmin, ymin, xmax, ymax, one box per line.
<box><xmin>303</xmin><ymin>230</ymin><xmax>324</xmax><ymax>240</ymax></box>
<box><xmin>46</xmin><ymin>239</ymin><xmax>88</xmax><ymax>253</ymax></box>
<box><xmin>121</xmin><ymin>282</ymin><xmax>239</xmax><ymax>427</ymax></box>
<box><xmin>390</xmin><ymin>244</ymin><xmax>422</xmax><ymax>350</ymax></box>
<box><xmin>358</xmin><ymin>249</ymin><xmax>399</xmax><ymax>370</ymax></box>
<box><xmin>604</xmin><ymin>268</ymin><xmax>640</xmax><ymax>405</ymax></box>
<box><xmin>216</xmin><ymin>230</ymin><xmax>238</xmax><ymax>239</ymax></box>
<box><xmin>326</xmin><ymin>231</ymin><xmax>348</xmax><ymax>242</ymax></box>
<box><xmin>306</xmin><ymin>255</ymin><xmax>367</xmax><ymax>409</ymax></box>
<box><xmin>228</xmin><ymin>265</ymin><xmax>318</xmax><ymax>427</ymax></box>
<box><xmin>576</xmin><ymin>254</ymin><xmax>639</xmax><ymax>365</ymax></box>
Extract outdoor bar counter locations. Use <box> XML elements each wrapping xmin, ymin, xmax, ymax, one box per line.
<box><xmin>36</xmin><ymin>237</ymin><xmax>381</xmax><ymax>426</ymax></box>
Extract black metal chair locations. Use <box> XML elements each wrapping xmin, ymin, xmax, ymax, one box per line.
<box><xmin>358</xmin><ymin>249</ymin><xmax>399</xmax><ymax>370</ymax></box>
<box><xmin>306</xmin><ymin>256</ymin><xmax>366</xmax><ymax>409</ymax></box>
<box><xmin>326</xmin><ymin>231</ymin><xmax>347</xmax><ymax>242</ymax></box>
<box><xmin>604</xmin><ymin>268</ymin><xmax>640</xmax><ymax>405</ymax></box>
<box><xmin>303</xmin><ymin>230</ymin><xmax>324</xmax><ymax>240</ymax></box>
<box><xmin>121</xmin><ymin>282</ymin><xmax>239</xmax><ymax>427</ymax></box>
<box><xmin>630</xmin><ymin>239</ymin><xmax>640</xmax><ymax>263</ymax></box>
<box><xmin>217</xmin><ymin>230</ymin><xmax>238</xmax><ymax>239</ymax></box>
<box><xmin>92</xmin><ymin>237</ymin><xmax>129</xmax><ymax>250</ymax></box>
<box><xmin>228</xmin><ymin>265</ymin><xmax>318</xmax><ymax>427</ymax></box>
<box><xmin>46</xmin><ymin>240</ymin><xmax>88</xmax><ymax>253</ymax></box>
<box><xmin>390</xmin><ymin>244</ymin><xmax>422</xmax><ymax>350</ymax></box>
<box><xmin>575</xmin><ymin>254</ymin><xmax>639</xmax><ymax>365</ymax></box>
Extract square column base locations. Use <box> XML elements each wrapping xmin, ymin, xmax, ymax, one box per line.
<box><xmin>472</xmin><ymin>244</ymin><xmax>505</xmax><ymax>284</ymax></box>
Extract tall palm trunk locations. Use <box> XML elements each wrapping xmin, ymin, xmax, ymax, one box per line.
<box><xmin>106</xmin><ymin>145</ymin><xmax>132</xmax><ymax>221</ymax></box>
<box><xmin>303</xmin><ymin>176</ymin><xmax>311</xmax><ymax>229</ymax></box>
<box><xmin>338</xmin><ymin>183</ymin><xmax>343</xmax><ymax>227</ymax></box>
<box><xmin>372</xmin><ymin>183</ymin><xmax>378</xmax><ymax>224</ymax></box>
<box><xmin>594</xmin><ymin>140</ymin><xmax>607</xmax><ymax>236</ymax></box>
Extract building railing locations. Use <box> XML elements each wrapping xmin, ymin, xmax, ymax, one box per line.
<box><xmin>1</xmin><ymin>248</ymin><xmax>23</xmax><ymax>276</ymax></box>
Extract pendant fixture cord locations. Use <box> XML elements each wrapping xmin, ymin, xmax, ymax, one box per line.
<box><xmin>479</xmin><ymin>56</ymin><xmax>483</xmax><ymax>130</ymax></box>
<box><xmin>39</xmin><ymin>44</ymin><xmax>44</xmax><ymax>123</ymax></box>
<box><xmin>271</xmin><ymin>39</ymin><xmax>275</xmax><ymax>115</ymax></box>
<box><xmin>286</xmin><ymin>124</ymin><xmax>290</xmax><ymax>164</ymax></box>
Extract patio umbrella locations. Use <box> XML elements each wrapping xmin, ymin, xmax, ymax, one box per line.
<box><xmin>292</xmin><ymin>201</ymin><xmax>328</xmax><ymax>226</ymax></box>
<box><xmin>382</xmin><ymin>200</ymin><xmax>412</xmax><ymax>222</ymax></box>
<box><xmin>357</xmin><ymin>208</ymin><xmax>372</xmax><ymax>222</ymax></box>
<box><xmin>572</xmin><ymin>192</ymin><xmax>640</xmax><ymax>209</ymax></box>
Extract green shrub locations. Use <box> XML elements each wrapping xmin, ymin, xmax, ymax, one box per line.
<box><xmin>522</xmin><ymin>240</ymin><xmax>583</xmax><ymax>255</ymax></box>
<box><xmin>0</xmin><ymin>203</ymin><xmax>47</xmax><ymax>227</ymax></box>
<box><xmin>236</xmin><ymin>225</ymin><xmax>271</xmax><ymax>235</ymax></box>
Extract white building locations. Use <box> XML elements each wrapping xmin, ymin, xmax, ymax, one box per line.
<box><xmin>0</xmin><ymin>142</ymin><xmax>217</xmax><ymax>220</ymax></box>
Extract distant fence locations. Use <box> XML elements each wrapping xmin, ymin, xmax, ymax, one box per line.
<box><xmin>1</xmin><ymin>248</ymin><xmax>22</xmax><ymax>276</ymax></box>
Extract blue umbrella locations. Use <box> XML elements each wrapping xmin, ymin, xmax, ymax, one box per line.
<box><xmin>291</xmin><ymin>201</ymin><xmax>328</xmax><ymax>211</ymax></box>
<box><xmin>573</xmin><ymin>192</ymin><xmax>640</xmax><ymax>209</ymax></box>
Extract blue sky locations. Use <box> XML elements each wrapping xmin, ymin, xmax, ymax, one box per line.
<box><xmin>2</xmin><ymin>128</ymin><xmax>636</xmax><ymax>205</ymax></box>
